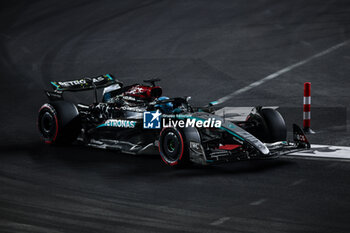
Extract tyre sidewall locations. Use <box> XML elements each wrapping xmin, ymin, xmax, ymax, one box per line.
<box><xmin>260</xmin><ymin>108</ymin><xmax>286</xmax><ymax>143</ymax></box>
<box><xmin>38</xmin><ymin>101</ymin><xmax>81</xmax><ymax>144</ymax></box>
<box><xmin>159</xmin><ymin>127</ymin><xmax>187</xmax><ymax>166</ymax></box>
<box><xmin>247</xmin><ymin>108</ymin><xmax>287</xmax><ymax>143</ymax></box>
<box><xmin>38</xmin><ymin>103</ymin><xmax>59</xmax><ymax>144</ymax></box>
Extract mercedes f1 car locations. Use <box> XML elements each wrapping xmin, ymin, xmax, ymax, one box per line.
<box><xmin>38</xmin><ymin>74</ymin><xmax>310</xmax><ymax>166</ymax></box>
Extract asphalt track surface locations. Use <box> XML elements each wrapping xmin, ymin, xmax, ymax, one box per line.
<box><xmin>0</xmin><ymin>1</ymin><xmax>350</xmax><ymax>232</ymax></box>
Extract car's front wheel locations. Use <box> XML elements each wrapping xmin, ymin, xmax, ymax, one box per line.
<box><xmin>247</xmin><ymin>108</ymin><xmax>287</xmax><ymax>143</ymax></box>
<box><xmin>158</xmin><ymin>127</ymin><xmax>189</xmax><ymax>167</ymax></box>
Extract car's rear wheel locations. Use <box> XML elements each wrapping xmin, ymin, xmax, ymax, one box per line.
<box><xmin>38</xmin><ymin>104</ymin><xmax>58</xmax><ymax>143</ymax></box>
<box><xmin>158</xmin><ymin>127</ymin><xmax>189</xmax><ymax>166</ymax></box>
<box><xmin>38</xmin><ymin>101</ymin><xmax>81</xmax><ymax>144</ymax></box>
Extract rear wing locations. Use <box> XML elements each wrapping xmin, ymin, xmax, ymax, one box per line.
<box><xmin>46</xmin><ymin>74</ymin><xmax>122</xmax><ymax>102</ymax></box>
<box><xmin>50</xmin><ymin>74</ymin><xmax>121</xmax><ymax>92</ymax></box>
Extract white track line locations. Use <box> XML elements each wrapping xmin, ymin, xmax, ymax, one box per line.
<box><xmin>214</xmin><ymin>40</ymin><xmax>348</xmax><ymax>105</ymax></box>
<box><xmin>290</xmin><ymin>144</ymin><xmax>350</xmax><ymax>160</ymax></box>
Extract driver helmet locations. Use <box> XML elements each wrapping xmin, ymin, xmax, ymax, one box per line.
<box><xmin>156</xmin><ymin>96</ymin><xmax>173</xmax><ymax>114</ymax></box>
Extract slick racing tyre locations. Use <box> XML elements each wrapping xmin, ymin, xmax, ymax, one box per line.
<box><xmin>158</xmin><ymin>127</ymin><xmax>189</xmax><ymax>167</ymax></box>
<box><xmin>38</xmin><ymin>101</ymin><xmax>81</xmax><ymax>144</ymax></box>
<box><xmin>247</xmin><ymin>108</ymin><xmax>287</xmax><ymax>143</ymax></box>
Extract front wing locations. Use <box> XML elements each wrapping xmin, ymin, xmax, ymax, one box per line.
<box><xmin>189</xmin><ymin>124</ymin><xmax>310</xmax><ymax>165</ymax></box>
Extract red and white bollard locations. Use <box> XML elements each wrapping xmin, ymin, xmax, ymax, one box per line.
<box><xmin>303</xmin><ymin>82</ymin><xmax>315</xmax><ymax>134</ymax></box>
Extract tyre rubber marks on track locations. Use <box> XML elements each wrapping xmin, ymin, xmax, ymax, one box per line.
<box><xmin>213</xmin><ymin>40</ymin><xmax>349</xmax><ymax>105</ymax></box>
<box><xmin>250</xmin><ymin>199</ymin><xmax>267</xmax><ymax>206</ymax></box>
<box><xmin>210</xmin><ymin>217</ymin><xmax>231</xmax><ymax>226</ymax></box>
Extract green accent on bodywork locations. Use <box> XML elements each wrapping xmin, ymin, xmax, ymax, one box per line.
<box><xmin>209</xmin><ymin>101</ymin><xmax>218</xmax><ymax>105</ymax></box>
<box><xmin>105</xmin><ymin>74</ymin><xmax>113</xmax><ymax>80</ymax></box>
<box><xmin>168</xmin><ymin>139</ymin><xmax>176</xmax><ymax>152</ymax></box>
<box><xmin>51</xmin><ymin>82</ymin><xmax>61</xmax><ymax>90</ymax></box>
<box><xmin>220</xmin><ymin>127</ymin><xmax>245</xmax><ymax>141</ymax></box>
<box><xmin>172</xmin><ymin>108</ymin><xmax>182</xmax><ymax>114</ymax></box>
<box><xmin>96</xmin><ymin>123</ymin><xmax>106</xmax><ymax>128</ymax></box>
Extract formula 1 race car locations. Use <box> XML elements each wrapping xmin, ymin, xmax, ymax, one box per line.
<box><xmin>38</xmin><ymin>74</ymin><xmax>310</xmax><ymax>166</ymax></box>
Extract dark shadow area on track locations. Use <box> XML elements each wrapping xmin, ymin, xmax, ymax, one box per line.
<box><xmin>1</xmin><ymin>0</ymin><xmax>350</xmax><ymax>232</ymax></box>
<box><xmin>0</xmin><ymin>142</ymin><xmax>295</xmax><ymax>177</ymax></box>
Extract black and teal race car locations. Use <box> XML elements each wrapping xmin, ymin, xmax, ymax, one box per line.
<box><xmin>38</xmin><ymin>74</ymin><xmax>310</xmax><ymax>166</ymax></box>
